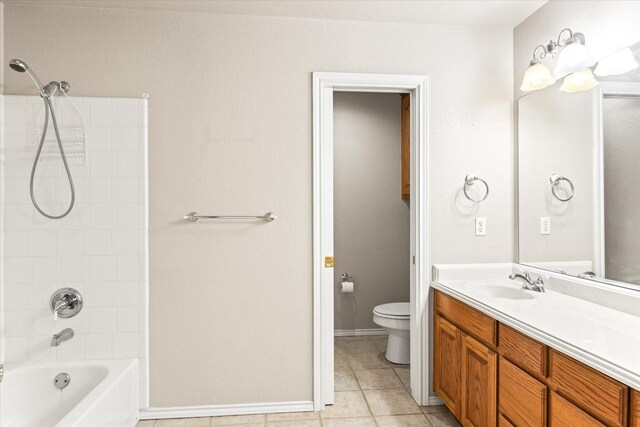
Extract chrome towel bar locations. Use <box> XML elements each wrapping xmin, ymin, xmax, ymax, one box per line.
<box><xmin>183</xmin><ymin>212</ymin><xmax>277</xmax><ymax>222</ymax></box>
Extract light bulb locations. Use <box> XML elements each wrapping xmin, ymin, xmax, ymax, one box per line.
<box><xmin>559</xmin><ymin>68</ymin><xmax>599</xmax><ymax>93</ymax></box>
<box><xmin>554</xmin><ymin>41</ymin><xmax>595</xmax><ymax>78</ymax></box>
<box><xmin>594</xmin><ymin>48</ymin><xmax>639</xmax><ymax>76</ymax></box>
<box><xmin>520</xmin><ymin>63</ymin><xmax>556</xmax><ymax>92</ymax></box>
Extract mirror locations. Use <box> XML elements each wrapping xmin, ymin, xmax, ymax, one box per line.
<box><xmin>517</xmin><ymin>42</ymin><xmax>640</xmax><ymax>287</ymax></box>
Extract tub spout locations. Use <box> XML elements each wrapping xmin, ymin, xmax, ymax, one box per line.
<box><xmin>51</xmin><ymin>328</ymin><xmax>74</xmax><ymax>347</ymax></box>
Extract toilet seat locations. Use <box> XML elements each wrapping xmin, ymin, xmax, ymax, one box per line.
<box><xmin>373</xmin><ymin>302</ymin><xmax>409</xmax><ymax>319</ymax></box>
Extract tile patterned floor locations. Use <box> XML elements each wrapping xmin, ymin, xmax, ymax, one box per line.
<box><xmin>137</xmin><ymin>336</ymin><xmax>460</xmax><ymax>427</ymax></box>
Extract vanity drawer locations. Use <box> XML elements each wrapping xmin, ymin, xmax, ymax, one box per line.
<box><xmin>550</xmin><ymin>391</ymin><xmax>605</xmax><ymax>427</ymax></box>
<box><xmin>435</xmin><ymin>290</ymin><xmax>497</xmax><ymax>347</ymax></box>
<box><xmin>499</xmin><ymin>357</ymin><xmax>547</xmax><ymax>427</ymax></box>
<box><xmin>499</xmin><ymin>323</ymin><xmax>547</xmax><ymax>379</ymax></box>
<box><xmin>631</xmin><ymin>390</ymin><xmax>640</xmax><ymax>427</ymax></box>
<box><xmin>549</xmin><ymin>349</ymin><xmax>628</xmax><ymax>426</ymax></box>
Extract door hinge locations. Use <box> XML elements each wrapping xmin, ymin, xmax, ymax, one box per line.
<box><xmin>412</xmin><ymin>255</ymin><xmax>415</xmax><ymax>265</ymax></box>
<box><xmin>325</xmin><ymin>256</ymin><xmax>334</xmax><ymax>267</ymax></box>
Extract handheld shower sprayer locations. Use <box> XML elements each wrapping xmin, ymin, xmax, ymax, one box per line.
<box><xmin>9</xmin><ymin>58</ymin><xmax>76</xmax><ymax>219</ymax></box>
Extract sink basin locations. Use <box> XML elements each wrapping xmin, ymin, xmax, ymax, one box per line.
<box><xmin>474</xmin><ymin>285</ymin><xmax>536</xmax><ymax>300</ymax></box>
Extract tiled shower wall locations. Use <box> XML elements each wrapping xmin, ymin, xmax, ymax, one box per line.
<box><xmin>0</xmin><ymin>95</ymin><xmax>149</xmax><ymax>408</ymax></box>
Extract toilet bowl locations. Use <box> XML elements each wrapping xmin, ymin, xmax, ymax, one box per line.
<box><xmin>372</xmin><ymin>302</ymin><xmax>410</xmax><ymax>364</ymax></box>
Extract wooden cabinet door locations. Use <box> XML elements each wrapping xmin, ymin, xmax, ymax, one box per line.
<box><xmin>460</xmin><ymin>333</ymin><xmax>497</xmax><ymax>427</ymax></box>
<box><xmin>400</xmin><ymin>93</ymin><xmax>410</xmax><ymax>199</ymax></box>
<box><xmin>631</xmin><ymin>390</ymin><xmax>640</xmax><ymax>427</ymax></box>
<box><xmin>499</xmin><ymin>356</ymin><xmax>547</xmax><ymax>427</ymax></box>
<box><xmin>434</xmin><ymin>315</ymin><xmax>461</xmax><ymax>417</ymax></box>
<box><xmin>549</xmin><ymin>391</ymin><xmax>605</xmax><ymax>427</ymax></box>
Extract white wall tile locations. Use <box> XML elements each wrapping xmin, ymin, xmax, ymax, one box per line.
<box><xmin>56</xmin><ymin>230</ymin><xmax>84</xmax><ymax>255</ymax></box>
<box><xmin>89</xmin><ymin>204</ymin><xmax>116</xmax><ymax>229</ymax></box>
<box><xmin>116</xmin><ymin>307</ymin><xmax>139</xmax><ymax>332</ymax></box>
<box><xmin>87</xmin><ymin>152</ymin><xmax>117</xmax><ymax>177</ymax></box>
<box><xmin>4</xmin><ymin>204</ymin><xmax>34</xmax><ymax>230</ymax></box>
<box><xmin>85</xmin><ymin>334</ymin><xmax>112</xmax><ymax>359</ymax></box>
<box><xmin>116</xmin><ymin>204</ymin><xmax>140</xmax><ymax>229</ymax></box>
<box><xmin>4</xmin><ymin>310</ymin><xmax>33</xmax><ymax>336</ymax></box>
<box><xmin>116</xmin><ymin>152</ymin><xmax>140</xmax><ymax>177</ymax></box>
<box><xmin>112</xmin><ymin>281</ymin><xmax>139</xmax><ymax>307</ymax></box>
<box><xmin>85</xmin><ymin>282</ymin><xmax>112</xmax><ymax>307</ymax></box>
<box><xmin>84</xmin><ymin>230</ymin><xmax>112</xmax><ymax>255</ymax></box>
<box><xmin>111</xmin><ymin>178</ymin><xmax>139</xmax><ymax>203</ymax></box>
<box><xmin>111</xmin><ymin>127</ymin><xmax>138</xmax><ymax>152</ymax></box>
<box><xmin>28</xmin><ymin>283</ymin><xmax>56</xmax><ymax>309</ymax></box>
<box><xmin>60</xmin><ymin>256</ymin><xmax>90</xmax><ymax>282</ymax></box>
<box><xmin>31</xmin><ymin>256</ymin><xmax>61</xmax><ymax>282</ymax></box>
<box><xmin>3</xmin><ymin>283</ymin><xmax>29</xmax><ymax>310</ymax></box>
<box><xmin>84</xmin><ymin>178</ymin><xmax>111</xmax><ymax>203</ymax></box>
<box><xmin>117</xmin><ymin>106</ymin><xmax>139</xmax><ymax>126</ymax></box>
<box><xmin>112</xmin><ymin>230</ymin><xmax>138</xmax><ymax>255</ymax></box>
<box><xmin>4</xmin><ymin>257</ymin><xmax>33</xmax><ymax>283</ymax></box>
<box><xmin>27</xmin><ymin>230</ymin><xmax>57</xmax><ymax>256</ymax></box>
<box><xmin>2</xmin><ymin>95</ymin><xmax>148</xmax><ymax>407</ymax></box>
<box><xmin>90</xmin><ymin>105</ymin><xmax>118</xmax><ymax>126</ymax></box>
<box><xmin>57</xmin><ymin>334</ymin><xmax>85</xmax><ymax>361</ymax></box>
<box><xmin>90</xmin><ymin>256</ymin><xmax>116</xmax><ymax>281</ymax></box>
<box><xmin>3</xmin><ymin>230</ymin><xmax>28</xmax><ymax>256</ymax></box>
<box><xmin>5</xmin><ymin>336</ymin><xmax>30</xmax><ymax>363</ymax></box>
<box><xmin>86</xmin><ymin>126</ymin><xmax>111</xmax><ymax>151</ymax></box>
<box><xmin>28</xmin><ymin>335</ymin><xmax>57</xmax><ymax>362</ymax></box>
<box><xmin>116</xmin><ymin>255</ymin><xmax>139</xmax><ymax>281</ymax></box>
<box><xmin>89</xmin><ymin>307</ymin><xmax>116</xmax><ymax>333</ymax></box>
<box><xmin>112</xmin><ymin>333</ymin><xmax>139</xmax><ymax>358</ymax></box>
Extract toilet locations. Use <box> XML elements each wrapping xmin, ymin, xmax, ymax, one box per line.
<box><xmin>372</xmin><ymin>302</ymin><xmax>410</xmax><ymax>364</ymax></box>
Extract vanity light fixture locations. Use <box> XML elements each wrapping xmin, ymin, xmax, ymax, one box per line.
<box><xmin>594</xmin><ymin>47</ymin><xmax>639</xmax><ymax>76</ymax></box>
<box><xmin>560</xmin><ymin>68</ymin><xmax>599</xmax><ymax>93</ymax></box>
<box><xmin>552</xmin><ymin>30</ymin><xmax>595</xmax><ymax>78</ymax></box>
<box><xmin>521</xmin><ymin>28</ymin><xmax>596</xmax><ymax>93</ymax></box>
<box><xmin>520</xmin><ymin>45</ymin><xmax>556</xmax><ymax>91</ymax></box>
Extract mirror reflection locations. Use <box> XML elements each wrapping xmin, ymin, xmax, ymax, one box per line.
<box><xmin>517</xmin><ymin>41</ymin><xmax>640</xmax><ymax>287</ymax></box>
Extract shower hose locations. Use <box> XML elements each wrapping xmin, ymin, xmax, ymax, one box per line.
<box><xmin>30</xmin><ymin>95</ymin><xmax>75</xmax><ymax>219</ymax></box>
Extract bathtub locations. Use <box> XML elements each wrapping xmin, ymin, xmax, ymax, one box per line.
<box><xmin>1</xmin><ymin>359</ymin><xmax>139</xmax><ymax>427</ymax></box>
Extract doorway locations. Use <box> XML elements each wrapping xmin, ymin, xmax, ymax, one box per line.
<box><xmin>312</xmin><ymin>72</ymin><xmax>429</xmax><ymax>409</ymax></box>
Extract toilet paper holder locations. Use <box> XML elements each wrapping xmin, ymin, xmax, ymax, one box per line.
<box><xmin>341</xmin><ymin>273</ymin><xmax>352</xmax><ymax>282</ymax></box>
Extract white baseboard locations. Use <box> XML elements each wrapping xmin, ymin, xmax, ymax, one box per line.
<box><xmin>140</xmin><ymin>400</ymin><xmax>314</xmax><ymax>420</ymax></box>
<box><xmin>427</xmin><ymin>396</ymin><xmax>444</xmax><ymax>406</ymax></box>
<box><xmin>334</xmin><ymin>328</ymin><xmax>387</xmax><ymax>337</ymax></box>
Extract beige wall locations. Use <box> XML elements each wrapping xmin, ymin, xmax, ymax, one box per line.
<box><xmin>4</xmin><ymin>4</ymin><xmax>514</xmax><ymax>407</ymax></box>
<box><xmin>333</xmin><ymin>92</ymin><xmax>409</xmax><ymax>332</ymax></box>
<box><xmin>514</xmin><ymin>1</ymin><xmax>640</xmax><ymax>99</ymax></box>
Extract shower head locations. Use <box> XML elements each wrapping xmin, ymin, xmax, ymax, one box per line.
<box><xmin>9</xmin><ymin>58</ymin><xmax>47</xmax><ymax>95</ymax></box>
<box><xmin>9</xmin><ymin>59</ymin><xmax>29</xmax><ymax>72</ymax></box>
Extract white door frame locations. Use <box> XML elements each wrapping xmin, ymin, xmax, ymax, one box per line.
<box><xmin>312</xmin><ymin>72</ymin><xmax>429</xmax><ymax>409</ymax></box>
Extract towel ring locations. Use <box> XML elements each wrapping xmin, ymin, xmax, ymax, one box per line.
<box><xmin>550</xmin><ymin>174</ymin><xmax>574</xmax><ymax>202</ymax></box>
<box><xmin>463</xmin><ymin>174</ymin><xmax>489</xmax><ymax>202</ymax></box>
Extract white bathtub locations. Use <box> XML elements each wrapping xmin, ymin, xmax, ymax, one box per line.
<box><xmin>1</xmin><ymin>359</ymin><xmax>139</xmax><ymax>427</ymax></box>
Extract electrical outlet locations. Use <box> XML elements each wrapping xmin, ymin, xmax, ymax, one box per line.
<box><xmin>540</xmin><ymin>217</ymin><xmax>551</xmax><ymax>235</ymax></box>
<box><xmin>475</xmin><ymin>218</ymin><xmax>486</xmax><ymax>236</ymax></box>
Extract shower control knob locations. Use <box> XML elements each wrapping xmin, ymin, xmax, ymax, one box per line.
<box><xmin>50</xmin><ymin>288</ymin><xmax>83</xmax><ymax>319</ymax></box>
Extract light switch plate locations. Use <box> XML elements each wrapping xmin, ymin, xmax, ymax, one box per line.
<box><xmin>475</xmin><ymin>218</ymin><xmax>486</xmax><ymax>236</ymax></box>
<box><xmin>540</xmin><ymin>217</ymin><xmax>551</xmax><ymax>235</ymax></box>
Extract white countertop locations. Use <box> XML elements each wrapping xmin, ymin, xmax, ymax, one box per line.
<box><xmin>432</xmin><ymin>275</ymin><xmax>640</xmax><ymax>390</ymax></box>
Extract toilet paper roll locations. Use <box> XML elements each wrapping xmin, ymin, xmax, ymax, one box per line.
<box><xmin>341</xmin><ymin>281</ymin><xmax>354</xmax><ymax>293</ymax></box>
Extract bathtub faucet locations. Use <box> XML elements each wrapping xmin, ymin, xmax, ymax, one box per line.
<box><xmin>51</xmin><ymin>328</ymin><xmax>74</xmax><ymax>347</ymax></box>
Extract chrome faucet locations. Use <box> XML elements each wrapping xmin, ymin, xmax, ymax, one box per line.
<box><xmin>509</xmin><ymin>271</ymin><xmax>545</xmax><ymax>293</ymax></box>
<box><xmin>51</xmin><ymin>328</ymin><xmax>74</xmax><ymax>347</ymax></box>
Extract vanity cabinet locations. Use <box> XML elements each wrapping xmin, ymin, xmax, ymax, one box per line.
<box><xmin>631</xmin><ymin>390</ymin><xmax>640</xmax><ymax>427</ymax></box>
<box><xmin>433</xmin><ymin>290</ymin><xmax>639</xmax><ymax>427</ymax></box>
